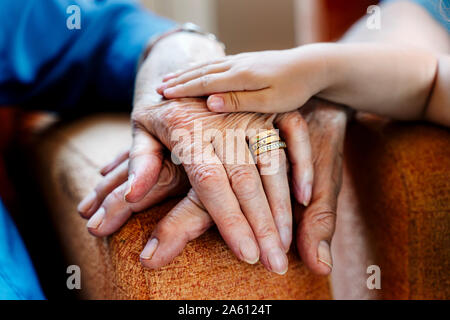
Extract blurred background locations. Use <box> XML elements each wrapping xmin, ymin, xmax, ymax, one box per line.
<box><xmin>142</xmin><ymin>0</ymin><xmax>377</xmax><ymax>53</ymax></box>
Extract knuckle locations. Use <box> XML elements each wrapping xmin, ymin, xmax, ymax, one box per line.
<box><xmin>285</xmin><ymin>112</ymin><xmax>307</xmax><ymax>131</ymax></box>
<box><xmin>157</xmin><ymin>216</ymin><xmax>179</xmax><ymax>239</ymax></box>
<box><xmin>221</xmin><ymin>213</ymin><xmax>245</xmax><ymax>231</ymax></box>
<box><xmin>228</xmin><ymin>167</ymin><xmax>260</xmax><ymax>201</ymax></box>
<box><xmin>254</xmin><ymin>221</ymin><xmax>277</xmax><ymax>241</ymax></box>
<box><xmin>228</xmin><ymin>92</ymin><xmax>240</xmax><ymax>111</ymax></box>
<box><xmin>179</xmin><ymin>203</ymin><xmax>213</xmax><ymax>239</ymax></box>
<box><xmin>94</xmin><ymin>180</ymin><xmax>107</xmax><ymax>196</ymax></box>
<box><xmin>237</xmin><ymin>66</ymin><xmax>253</xmax><ymax>79</ymax></box>
<box><xmin>200</xmin><ymin>75</ymin><xmax>211</xmax><ymax>88</ymax></box>
<box><xmin>190</xmin><ymin>164</ymin><xmax>224</xmax><ymax>191</ymax></box>
<box><xmin>110</xmin><ymin>187</ymin><xmax>125</xmax><ymax>205</ymax></box>
<box><xmin>307</xmin><ymin>209</ymin><xmax>336</xmax><ymax>234</ymax></box>
<box><xmin>272</xmin><ymin>203</ymin><xmax>291</xmax><ymax>223</ymax></box>
<box><xmin>156</xmin><ymin>103</ymin><xmax>198</xmax><ymax>130</ymax></box>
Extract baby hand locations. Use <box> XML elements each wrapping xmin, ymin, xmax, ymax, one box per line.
<box><xmin>157</xmin><ymin>44</ymin><xmax>330</xmax><ymax>113</ymax></box>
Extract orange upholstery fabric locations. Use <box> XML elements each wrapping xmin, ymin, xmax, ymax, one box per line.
<box><xmin>342</xmin><ymin>117</ymin><xmax>450</xmax><ymax>299</ymax></box>
<box><xmin>31</xmin><ymin>114</ymin><xmax>330</xmax><ymax>300</ymax></box>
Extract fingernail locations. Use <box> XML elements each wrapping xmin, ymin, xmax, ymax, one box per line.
<box><xmin>317</xmin><ymin>240</ymin><xmax>333</xmax><ymax>271</ymax></box>
<box><xmin>140</xmin><ymin>238</ymin><xmax>159</xmax><ymax>260</ymax></box>
<box><xmin>78</xmin><ymin>191</ymin><xmax>96</xmax><ymax>214</ymax></box>
<box><xmin>87</xmin><ymin>207</ymin><xmax>105</xmax><ymax>229</ymax></box>
<box><xmin>207</xmin><ymin>96</ymin><xmax>224</xmax><ymax>112</ymax></box>
<box><xmin>268</xmin><ymin>248</ymin><xmax>288</xmax><ymax>275</ymax></box>
<box><xmin>280</xmin><ymin>226</ymin><xmax>291</xmax><ymax>252</ymax></box>
<box><xmin>163</xmin><ymin>87</ymin><xmax>176</xmax><ymax>96</ymax></box>
<box><xmin>124</xmin><ymin>174</ymin><xmax>135</xmax><ymax>201</ymax></box>
<box><xmin>156</xmin><ymin>83</ymin><xmax>168</xmax><ymax>93</ymax></box>
<box><xmin>239</xmin><ymin>237</ymin><xmax>259</xmax><ymax>264</ymax></box>
<box><xmin>301</xmin><ymin>182</ymin><xmax>312</xmax><ymax>206</ymax></box>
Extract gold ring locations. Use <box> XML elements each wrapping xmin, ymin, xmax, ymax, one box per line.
<box><xmin>254</xmin><ymin>141</ymin><xmax>286</xmax><ymax>156</ymax></box>
<box><xmin>249</xmin><ymin>129</ymin><xmax>278</xmax><ymax>146</ymax></box>
<box><xmin>249</xmin><ymin>129</ymin><xmax>286</xmax><ymax>157</ymax></box>
<box><xmin>250</xmin><ymin>135</ymin><xmax>281</xmax><ymax>152</ymax></box>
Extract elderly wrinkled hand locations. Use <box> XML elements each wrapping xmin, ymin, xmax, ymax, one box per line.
<box><xmin>78</xmin><ymin>98</ymin><xmax>347</xmax><ymax>276</ymax></box>
<box><xmin>78</xmin><ymin>95</ymin><xmax>315</xmax><ymax>275</ymax></box>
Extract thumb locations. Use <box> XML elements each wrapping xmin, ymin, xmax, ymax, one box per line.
<box><xmin>295</xmin><ymin>134</ymin><xmax>343</xmax><ymax>276</ymax></box>
<box><xmin>207</xmin><ymin>90</ymin><xmax>275</xmax><ymax>113</ymax></box>
<box><xmin>295</xmin><ymin>200</ymin><xmax>337</xmax><ymax>276</ymax></box>
<box><xmin>125</xmin><ymin>125</ymin><xmax>164</xmax><ymax>203</ymax></box>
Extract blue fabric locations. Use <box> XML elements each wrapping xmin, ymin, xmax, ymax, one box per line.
<box><xmin>0</xmin><ymin>0</ymin><xmax>174</xmax><ymax>299</ymax></box>
<box><xmin>0</xmin><ymin>199</ymin><xmax>45</xmax><ymax>299</ymax></box>
<box><xmin>0</xmin><ymin>0</ymin><xmax>175</xmax><ymax>110</ymax></box>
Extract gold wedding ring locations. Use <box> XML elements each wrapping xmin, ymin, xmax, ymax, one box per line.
<box><xmin>249</xmin><ymin>129</ymin><xmax>286</xmax><ymax>156</ymax></box>
<box><xmin>250</xmin><ymin>135</ymin><xmax>281</xmax><ymax>151</ymax></box>
<box><xmin>253</xmin><ymin>140</ymin><xmax>286</xmax><ymax>156</ymax></box>
<box><xmin>249</xmin><ymin>129</ymin><xmax>278</xmax><ymax>146</ymax></box>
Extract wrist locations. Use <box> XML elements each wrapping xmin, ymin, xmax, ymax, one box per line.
<box><xmin>134</xmin><ymin>32</ymin><xmax>225</xmax><ymax>108</ymax></box>
<box><xmin>293</xmin><ymin>43</ymin><xmax>338</xmax><ymax>96</ymax></box>
<box><xmin>310</xmin><ymin>43</ymin><xmax>356</xmax><ymax>105</ymax></box>
<box><xmin>140</xmin><ymin>27</ymin><xmax>225</xmax><ymax>68</ymax></box>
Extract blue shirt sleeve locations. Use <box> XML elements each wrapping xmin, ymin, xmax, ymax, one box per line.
<box><xmin>0</xmin><ymin>0</ymin><xmax>175</xmax><ymax>110</ymax></box>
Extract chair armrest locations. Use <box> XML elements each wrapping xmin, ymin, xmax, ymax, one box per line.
<box><xmin>338</xmin><ymin>116</ymin><xmax>450</xmax><ymax>299</ymax></box>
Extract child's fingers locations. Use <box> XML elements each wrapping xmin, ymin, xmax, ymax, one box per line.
<box><xmin>206</xmin><ymin>89</ymin><xmax>278</xmax><ymax>113</ymax></box>
<box><xmin>162</xmin><ymin>71</ymin><xmax>249</xmax><ymax>98</ymax></box>
<box><xmin>162</xmin><ymin>58</ymin><xmax>226</xmax><ymax>82</ymax></box>
<box><xmin>157</xmin><ymin>63</ymin><xmax>230</xmax><ymax>94</ymax></box>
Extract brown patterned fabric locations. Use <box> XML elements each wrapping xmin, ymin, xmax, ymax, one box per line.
<box><xmin>32</xmin><ymin>114</ymin><xmax>330</xmax><ymax>300</ymax></box>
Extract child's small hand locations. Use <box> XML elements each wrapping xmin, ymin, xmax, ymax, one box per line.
<box><xmin>157</xmin><ymin>44</ymin><xmax>329</xmax><ymax>113</ymax></box>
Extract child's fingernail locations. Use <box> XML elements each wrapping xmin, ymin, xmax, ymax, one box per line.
<box><xmin>156</xmin><ymin>83</ymin><xmax>168</xmax><ymax>93</ymax></box>
<box><xmin>87</xmin><ymin>207</ymin><xmax>105</xmax><ymax>229</ymax></box>
<box><xmin>78</xmin><ymin>191</ymin><xmax>96</xmax><ymax>214</ymax></box>
<box><xmin>124</xmin><ymin>174</ymin><xmax>135</xmax><ymax>202</ymax></box>
<box><xmin>163</xmin><ymin>87</ymin><xmax>176</xmax><ymax>96</ymax></box>
<box><xmin>140</xmin><ymin>238</ymin><xmax>159</xmax><ymax>260</ymax></box>
<box><xmin>317</xmin><ymin>240</ymin><xmax>333</xmax><ymax>271</ymax></box>
<box><xmin>207</xmin><ymin>96</ymin><xmax>224</xmax><ymax>111</ymax></box>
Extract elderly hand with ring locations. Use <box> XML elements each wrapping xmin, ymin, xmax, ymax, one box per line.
<box><xmin>77</xmin><ymin>32</ymin><xmax>319</xmax><ymax>275</ymax></box>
